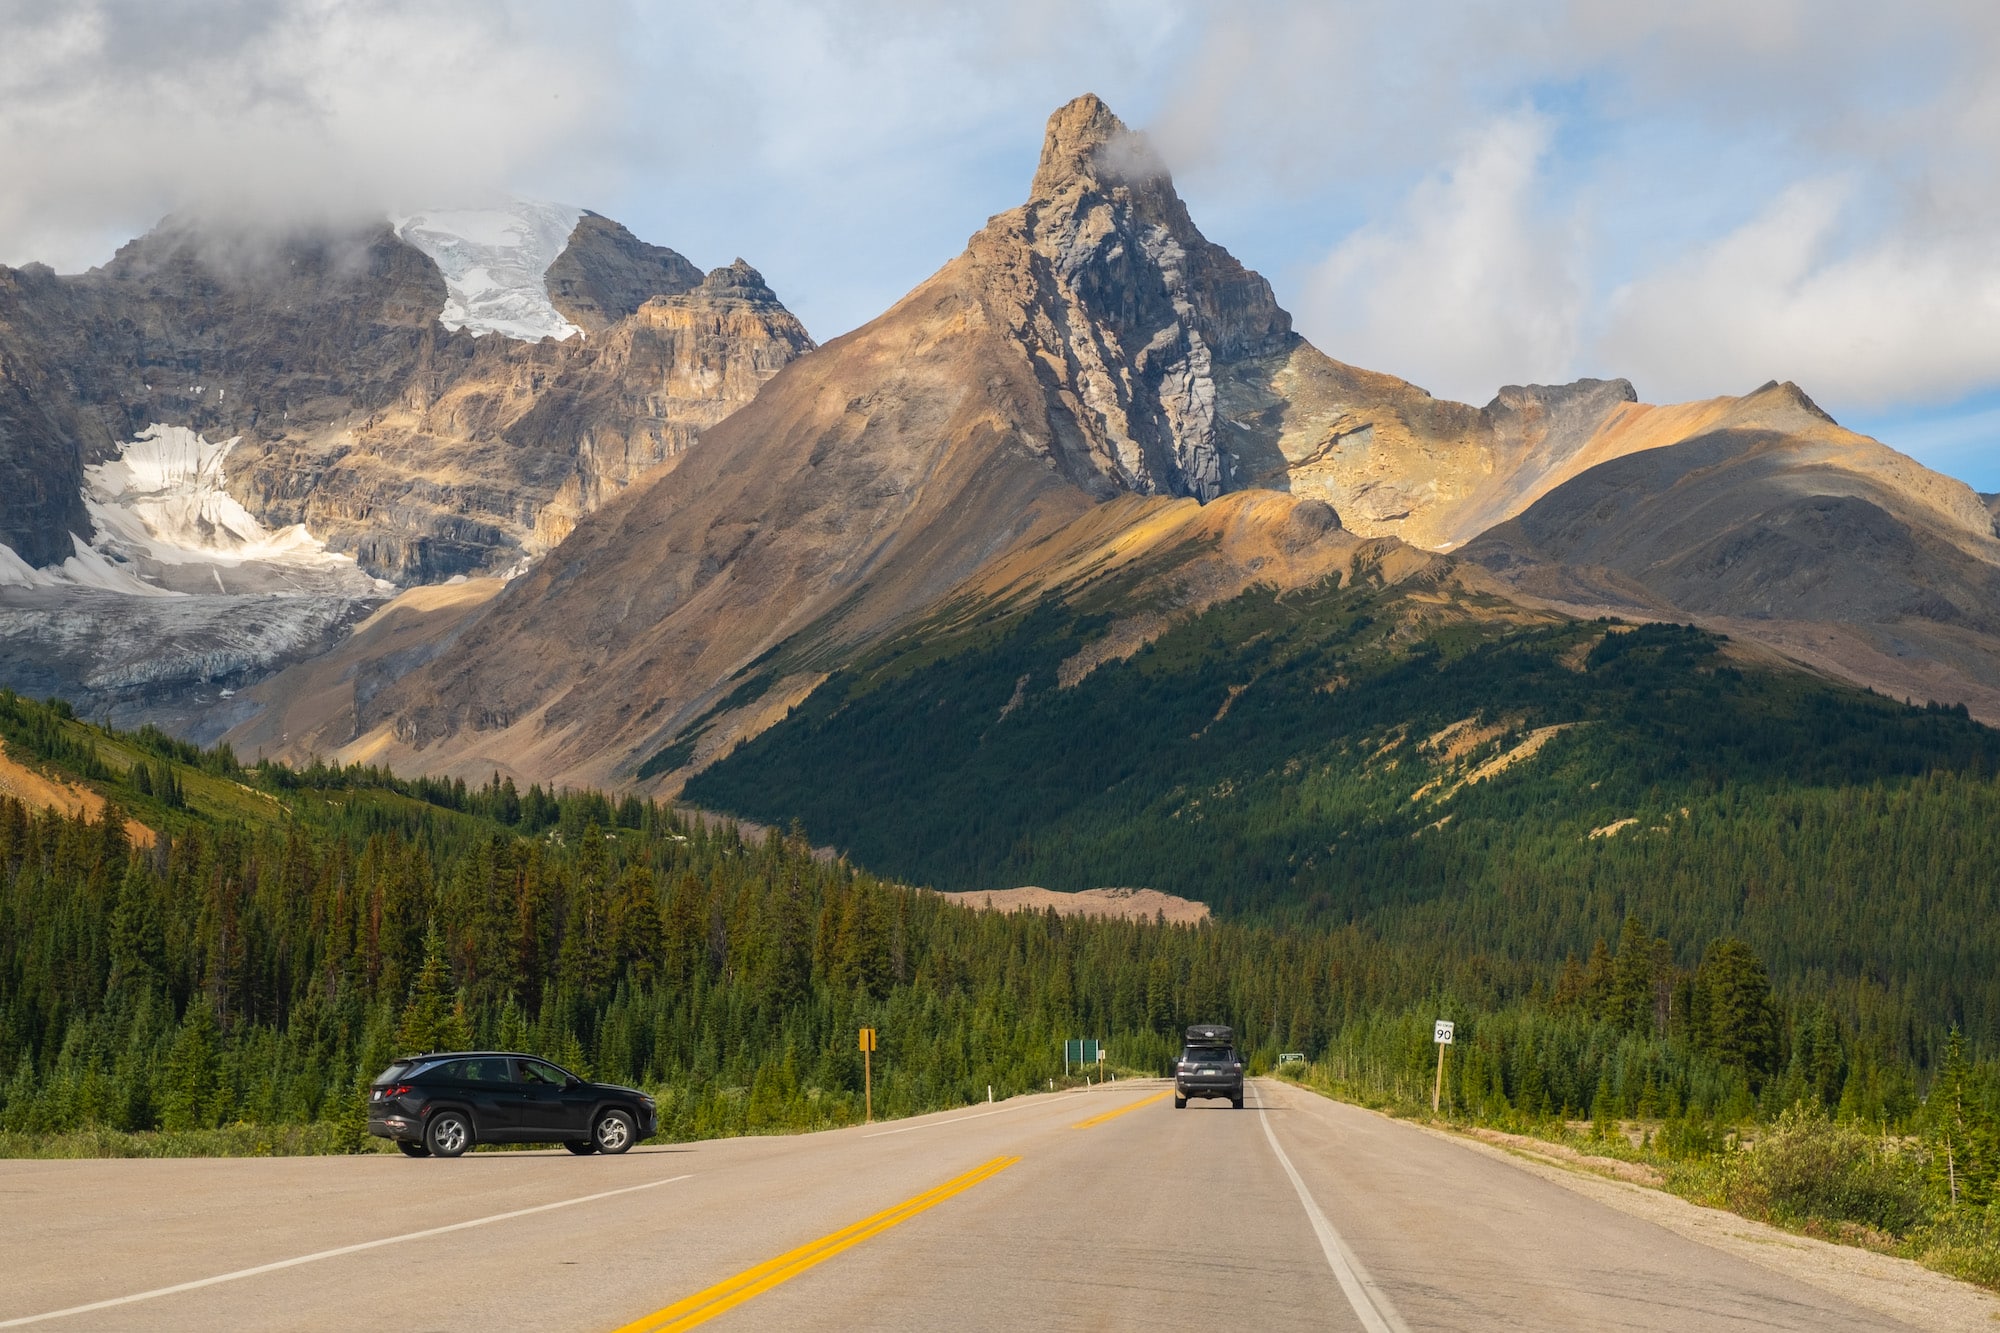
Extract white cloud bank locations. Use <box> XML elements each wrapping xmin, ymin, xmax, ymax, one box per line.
<box><xmin>2</xmin><ymin>0</ymin><xmax>1997</xmax><ymax>448</ymax></box>
<box><xmin>0</xmin><ymin>0</ymin><xmax>618</xmax><ymax>272</ymax></box>
<box><xmin>1301</xmin><ymin>113</ymin><xmax>1585</xmax><ymax>403</ymax></box>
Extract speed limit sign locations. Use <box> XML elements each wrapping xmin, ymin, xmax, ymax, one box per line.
<box><xmin>1434</xmin><ymin>1020</ymin><xmax>1455</xmax><ymax>1045</ymax></box>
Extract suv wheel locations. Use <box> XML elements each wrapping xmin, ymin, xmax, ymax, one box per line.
<box><xmin>397</xmin><ymin>1140</ymin><xmax>431</xmax><ymax>1158</ymax></box>
<box><xmin>563</xmin><ymin>1140</ymin><xmax>597</xmax><ymax>1155</ymax></box>
<box><xmin>593</xmin><ymin>1108</ymin><xmax>636</xmax><ymax>1155</ymax></box>
<box><xmin>1173</xmin><ymin>1094</ymin><xmax>1187</xmax><ymax>1109</ymax></box>
<box><xmin>426</xmin><ymin>1110</ymin><xmax>473</xmax><ymax>1158</ymax></box>
<box><xmin>1232</xmin><ymin>1095</ymin><xmax>1245</xmax><ymax>1109</ymax></box>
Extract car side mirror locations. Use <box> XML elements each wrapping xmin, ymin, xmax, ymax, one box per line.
<box><xmin>566</xmin><ymin>1075</ymin><xmax>582</xmax><ymax>1088</ymax></box>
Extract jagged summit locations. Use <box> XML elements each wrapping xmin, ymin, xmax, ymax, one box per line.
<box><xmin>693</xmin><ymin>259</ymin><xmax>783</xmax><ymax>304</ymax></box>
<box><xmin>977</xmin><ymin>94</ymin><xmax>1296</xmax><ymax>501</ymax></box>
<box><xmin>1028</xmin><ymin>94</ymin><xmax>1156</xmax><ymax>199</ymax></box>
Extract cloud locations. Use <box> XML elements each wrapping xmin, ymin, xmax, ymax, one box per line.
<box><xmin>1295</xmin><ymin>112</ymin><xmax>1585</xmax><ymax>404</ymax></box>
<box><xmin>0</xmin><ymin>0</ymin><xmax>621</xmax><ymax>272</ymax></box>
<box><xmin>2</xmin><ymin>0</ymin><xmax>1998</xmax><ymax>451</ymax></box>
<box><xmin>1595</xmin><ymin>178</ymin><xmax>2000</xmax><ymax>407</ymax></box>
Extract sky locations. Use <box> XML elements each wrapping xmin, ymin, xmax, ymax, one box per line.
<box><xmin>3</xmin><ymin>0</ymin><xmax>1996</xmax><ymax>490</ymax></box>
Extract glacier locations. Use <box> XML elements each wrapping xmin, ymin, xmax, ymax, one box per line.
<box><xmin>0</xmin><ymin>424</ymin><xmax>387</xmax><ymax>599</ymax></box>
<box><xmin>0</xmin><ymin>425</ymin><xmax>389</xmax><ymax>733</ymax></box>
<box><xmin>394</xmin><ymin>201</ymin><xmax>584</xmax><ymax>342</ymax></box>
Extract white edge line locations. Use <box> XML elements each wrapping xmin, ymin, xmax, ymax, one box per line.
<box><xmin>1252</xmin><ymin>1082</ymin><xmax>1411</xmax><ymax>1333</ymax></box>
<box><xmin>0</xmin><ymin>1172</ymin><xmax>694</xmax><ymax>1328</ymax></box>
<box><xmin>862</xmin><ymin>1100</ymin><xmax>1036</xmax><ymax>1137</ymax></box>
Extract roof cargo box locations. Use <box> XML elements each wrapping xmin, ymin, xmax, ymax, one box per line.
<box><xmin>1185</xmin><ymin>1024</ymin><xmax>1233</xmax><ymax>1047</ymax></box>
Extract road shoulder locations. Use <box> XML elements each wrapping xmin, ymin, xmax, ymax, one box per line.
<box><xmin>1284</xmin><ymin>1086</ymin><xmax>2000</xmax><ymax>1332</ymax></box>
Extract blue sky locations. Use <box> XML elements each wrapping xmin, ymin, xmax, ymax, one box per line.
<box><xmin>5</xmin><ymin>0</ymin><xmax>1996</xmax><ymax>491</ymax></box>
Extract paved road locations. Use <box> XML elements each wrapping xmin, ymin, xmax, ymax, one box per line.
<box><xmin>0</xmin><ymin>1080</ymin><xmax>1931</xmax><ymax>1330</ymax></box>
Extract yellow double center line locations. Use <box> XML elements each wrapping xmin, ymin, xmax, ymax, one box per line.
<box><xmin>1071</xmin><ymin>1089</ymin><xmax>1171</xmax><ymax>1129</ymax></box>
<box><xmin>612</xmin><ymin>1156</ymin><xmax>1019</xmax><ymax>1332</ymax></box>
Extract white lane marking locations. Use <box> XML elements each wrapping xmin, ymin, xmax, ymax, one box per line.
<box><xmin>862</xmin><ymin>1100</ymin><xmax>1038</xmax><ymax>1137</ymax></box>
<box><xmin>0</xmin><ymin>1172</ymin><xmax>694</xmax><ymax>1327</ymax></box>
<box><xmin>1252</xmin><ymin>1083</ymin><xmax>1412</xmax><ymax>1333</ymax></box>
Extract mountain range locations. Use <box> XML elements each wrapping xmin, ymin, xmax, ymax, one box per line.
<box><xmin>2</xmin><ymin>94</ymin><xmax>1995</xmax><ymax>825</ymax></box>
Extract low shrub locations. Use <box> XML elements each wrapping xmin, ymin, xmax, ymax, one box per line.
<box><xmin>1718</xmin><ymin>1105</ymin><xmax>1924</xmax><ymax>1235</ymax></box>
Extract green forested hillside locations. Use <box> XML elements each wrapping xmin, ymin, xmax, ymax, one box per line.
<box><xmin>686</xmin><ymin>567</ymin><xmax>2000</xmax><ymax>1047</ymax></box>
<box><xmin>2</xmin><ymin>683</ymin><xmax>1997</xmax><ymax>1276</ymax></box>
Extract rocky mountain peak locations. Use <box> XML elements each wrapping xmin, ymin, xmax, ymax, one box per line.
<box><xmin>694</xmin><ymin>259</ymin><xmax>783</xmax><ymax>305</ymax></box>
<box><xmin>1028</xmin><ymin>94</ymin><xmax>1153</xmax><ymax>201</ymax></box>
<box><xmin>544</xmin><ymin>211</ymin><xmax>703</xmax><ymax>334</ymax></box>
<box><xmin>973</xmin><ymin>95</ymin><xmax>1294</xmax><ymax>504</ymax></box>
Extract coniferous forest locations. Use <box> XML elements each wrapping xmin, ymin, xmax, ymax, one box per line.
<box><xmin>4</xmin><ymin>612</ymin><xmax>1999</xmax><ymax>1280</ymax></box>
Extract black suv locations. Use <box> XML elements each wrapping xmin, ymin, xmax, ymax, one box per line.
<box><xmin>1173</xmin><ymin>1024</ymin><xmax>1244</xmax><ymax>1109</ymax></box>
<box><xmin>368</xmin><ymin>1052</ymin><xmax>658</xmax><ymax>1158</ymax></box>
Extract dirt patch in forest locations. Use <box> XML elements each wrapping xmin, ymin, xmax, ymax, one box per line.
<box><xmin>0</xmin><ymin>739</ymin><xmax>154</xmax><ymax>846</ymax></box>
<box><xmin>935</xmin><ymin>885</ymin><xmax>1210</xmax><ymax>924</ymax></box>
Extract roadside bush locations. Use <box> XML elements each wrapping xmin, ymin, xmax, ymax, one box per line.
<box><xmin>1722</xmin><ymin>1105</ymin><xmax>1924</xmax><ymax>1235</ymax></box>
<box><xmin>1909</xmin><ymin>1205</ymin><xmax>2000</xmax><ymax>1289</ymax></box>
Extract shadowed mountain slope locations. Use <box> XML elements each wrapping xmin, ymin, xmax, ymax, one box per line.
<box><xmin>1467</xmin><ymin>382</ymin><xmax>2000</xmax><ymax>721</ymax></box>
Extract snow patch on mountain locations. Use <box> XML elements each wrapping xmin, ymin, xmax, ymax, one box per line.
<box><xmin>0</xmin><ymin>425</ymin><xmax>386</xmax><ymax>599</ymax></box>
<box><xmin>85</xmin><ymin>425</ymin><xmax>359</xmax><ymax>573</ymax></box>
<box><xmin>393</xmin><ymin>201</ymin><xmax>584</xmax><ymax>342</ymax></box>
<box><xmin>0</xmin><ymin>535</ymin><xmax>179</xmax><ymax>597</ymax></box>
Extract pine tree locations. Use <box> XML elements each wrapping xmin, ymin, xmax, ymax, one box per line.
<box><xmin>397</xmin><ymin>927</ymin><xmax>471</xmax><ymax>1055</ymax></box>
<box><xmin>1694</xmin><ymin>938</ymin><xmax>1779</xmax><ymax>1082</ymax></box>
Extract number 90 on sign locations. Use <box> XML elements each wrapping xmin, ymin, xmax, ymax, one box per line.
<box><xmin>1434</xmin><ymin>1020</ymin><xmax>1454</xmax><ymax>1045</ymax></box>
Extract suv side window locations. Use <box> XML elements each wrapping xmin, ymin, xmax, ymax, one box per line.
<box><xmin>459</xmin><ymin>1058</ymin><xmax>513</xmax><ymax>1082</ymax></box>
<box><xmin>516</xmin><ymin>1060</ymin><xmax>569</xmax><ymax>1087</ymax></box>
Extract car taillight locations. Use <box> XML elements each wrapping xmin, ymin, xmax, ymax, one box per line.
<box><xmin>383</xmin><ymin>1084</ymin><xmax>411</xmax><ymax>1098</ymax></box>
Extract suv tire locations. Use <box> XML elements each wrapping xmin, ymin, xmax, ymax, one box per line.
<box><xmin>563</xmin><ymin>1140</ymin><xmax>597</xmax><ymax>1155</ymax></box>
<box><xmin>396</xmin><ymin>1140</ymin><xmax>431</xmax><ymax>1158</ymax></box>
<box><xmin>593</xmin><ymin>1108</ymin><xmax>636</xmax><ymax>1155</ymax></box>
<box><xmin>1173</xmin><ymin>1094</ymin><xmax>1187</xmax><ymax>1109</ymax></box>
<box><xmin>1232</xmin><ymin>1095</ymin><xmax>1245</xmax><ymax>1109</ymax></box>
<box><xmin>425</xmin><ymin>1110</ymin><xmax>473</xmax><ymax>1158</ymax></box>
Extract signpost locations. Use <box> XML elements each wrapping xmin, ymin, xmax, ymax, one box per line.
<box><xmin>859</xmin><ymin>1027</ymin><xmax>877</xmax><ymax>1122</ymax></box>
<box><xmin>1063</xmin><ymin>1039</ymin><xmax>1100</xmax><ymax>1075</ymax></box>
<box><xmin>1432</xmin><ymin>1019</ymin><xmax>1454</xmax><ymax>1113</ymax></box>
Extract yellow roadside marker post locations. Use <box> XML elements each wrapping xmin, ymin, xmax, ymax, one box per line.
<box><xmin>859</xmin><ymin>1027</ymin><xmax>877</xmax><ymax>1123</ymax></box>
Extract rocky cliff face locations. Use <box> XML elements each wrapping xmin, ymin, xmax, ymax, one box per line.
<box><xmin>244</xmin><ymin>93</ymin><xmax>2000</xmax><ymax>786</ymax></box>
<box><xmin>0</xmin><ymin>212</ymin><xmax>809</xmax><ymax>583</ymax></box>
<box><xmin>514</xmin><ymin>261</ymin><xmax>814</xmax><ymax>549</ymax></box>
<box><xmin>0</xmin><ymin>209</ymin><xmax>809</xmax><ymax>725</ymax></box>
<box><xmin>544</xmin><ymin>212</ymin><xmax>705</xmax><ymax>333</ymax></box>
<box><xmin>970</xmin><ymin>95</ymin><xmax>1294</xmax><ymax>501</ymax></box>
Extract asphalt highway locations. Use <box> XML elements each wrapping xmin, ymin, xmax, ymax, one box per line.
<box><xmin>0</xmin><ymin>1080</ymin><xmax>1937</xmax><ymax>1330</ymax></box>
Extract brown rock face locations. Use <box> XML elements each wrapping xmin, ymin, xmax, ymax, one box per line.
<box><xmin>296</xmin><ymin>95</ymin><xmax>1368</xmax><ymax>785</ymax></box>
<box><xmin>225</xmin><ymin>93</ymin><xmax>2000</xmax><ymax>777</ymax></box>
<box><xmin>514</xmin><ymin>261</ymin><xmax>814</xmax><ymax>549</ymax></box>
<box><xmin>0</xmin><ymin>214</ymin><xmax>810</xmax><ymax>582</ymax></box>
<box><xmin>1467</xmin><ymin>382</ymin><xmax>2000</xmax><ymax>721</ymax></box>
<box><xmin>990</xmin><ymin>94</ymin><xmax>1295</xmax><ymax>500</ymax></box>
<box><xmin>544</xmin><ymin>212</ymin><xmax>704</xmax><ymax>333</ymax></box>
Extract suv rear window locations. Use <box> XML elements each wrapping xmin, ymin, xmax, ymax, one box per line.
<box><xmin>433</xmin><ymin>1057</ymin><xmax>513</xmax><ymax>1082</ymax></box>
<box><xmin>1182</xmin><ymin>1048</ymin><xmax>1234</xmax><ymax>1062</ymax></box>
<box><xmin>373</xmin><ymin>1061</ymin><xmax>414</xmax><ymax>1084</ymax></box>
